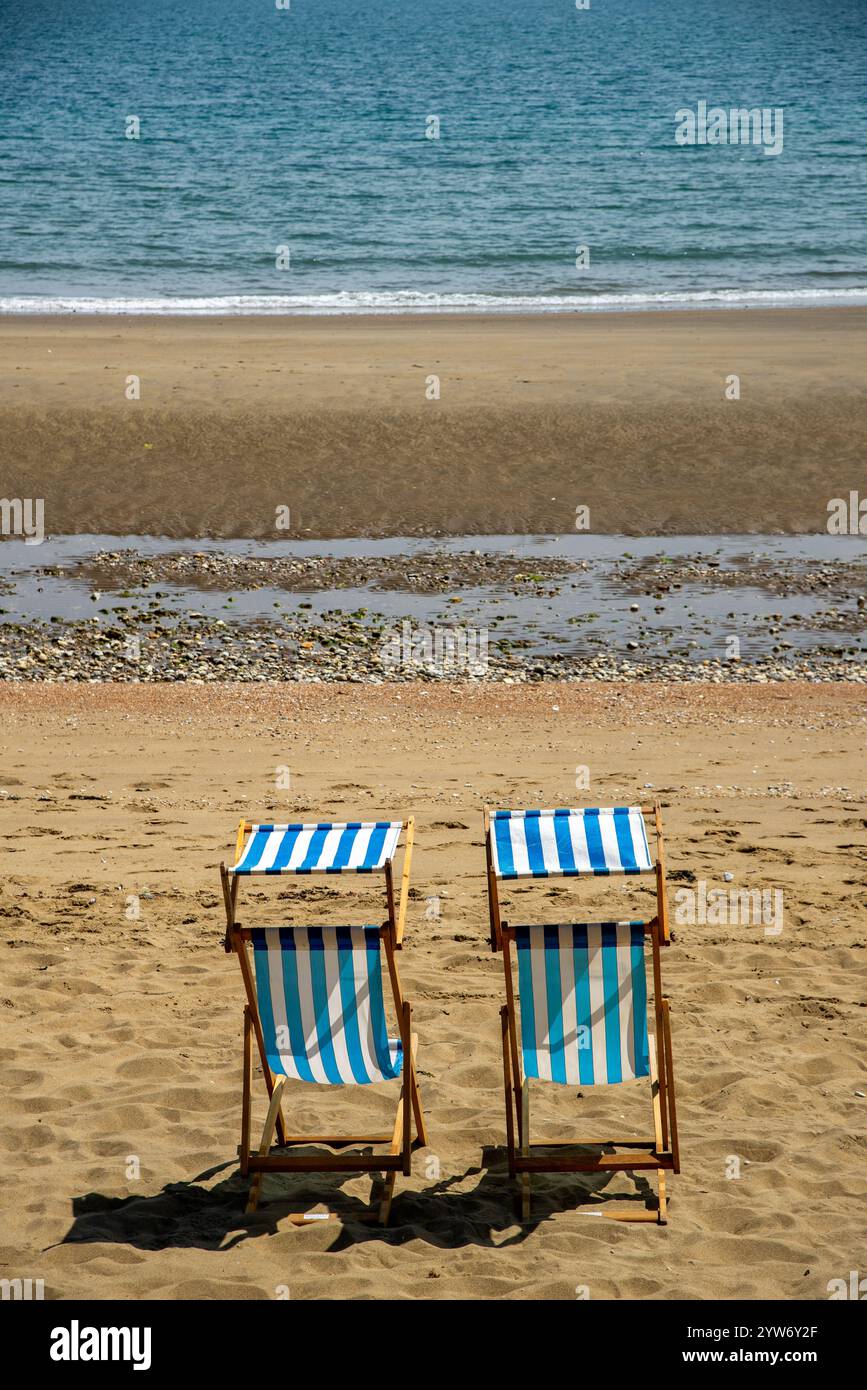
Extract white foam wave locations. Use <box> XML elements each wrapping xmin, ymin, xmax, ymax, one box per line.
<box><xmin>2</xmin><ymin>287</ymin><xmax>867</xmax><ymax>315</ymax></box>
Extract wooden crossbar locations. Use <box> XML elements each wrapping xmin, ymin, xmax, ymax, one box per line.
<box><xmin>514</xmin><ymin>1153</ymin><xmax>674</xmax><ymax>1173</ymax></box>
<box><xmin>248</xmin><ymin>1154</ymin><xmax>405</xmax><ymax>1173</ymax></box>
<box><xmin>240</xmin><ymin>1134</ymin><xmax>393</xmax><ymax>1148</ymax></box>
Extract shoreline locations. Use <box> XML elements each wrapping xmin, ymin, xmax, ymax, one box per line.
<box><xmin>2</xmin><ymin>295</ymin><xmax>867</xmax><ymax>318</ymax></box>
<box><xmin>5</xmin><ymin>303</ymin><xmax>867</xmax><ymax>326</ymax></box>
<box><xmin>1</xmin><ymin>308</ymin><xmax>865</xmax><ymax>539</ymax></box>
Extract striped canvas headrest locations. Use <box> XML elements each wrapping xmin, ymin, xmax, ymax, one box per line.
<box><xmin>491</xmin><ymin>807</ymin><xmax>652</xmax><ymax>878</ymax></box>
<box><xmin>232</xmin><ymin>821</ymin><xmax>403</xmax><ymax>874</ymax></box>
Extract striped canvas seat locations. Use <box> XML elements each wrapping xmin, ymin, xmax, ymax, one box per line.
<box><xmin>515</xmin><ymin>922</ymin><xmax>649</xmax><ymax>1086</ymax></box>
<box><xmin>232</xmin><ymin>821</ymin><xmax>402</xmax><ymax>875</ymax></box>
<box><xmin>250</xmin><ymin>926</ymin><xmax>403</xmax><ymax>1085</ymax></box>
<box><xmin>491</xmin><ymin>807</ymin><xmax>652</xmax><ymax>879</ymax></box>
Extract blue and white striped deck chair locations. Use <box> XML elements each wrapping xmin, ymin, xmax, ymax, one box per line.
<box><xmin>486</xmin><ymin>804</ymin><xmax>679</xmax><ymax>1222</ymax></box>
<box><xmin>219</xmin><ymin>816</ymin><xmax>425</xmax><ymax>1224</ymax></box>
<box><xmin>234</xmin><ymin>925</ymin><xmax>427</xmax><ymax>1223</ymax></box>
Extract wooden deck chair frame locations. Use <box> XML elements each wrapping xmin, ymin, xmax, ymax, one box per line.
<box><xmin>219</xmin><ymin>818</ymin><xmax>426</xmax><ymax>1225</ymax></box>
<box><xmin>485</xmin><ymin>802</ymin><xmax>679</xmax><ymax>1224</ymax></box>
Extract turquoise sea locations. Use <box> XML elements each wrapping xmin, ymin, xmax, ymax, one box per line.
<box><xmin>1</xmin><ymin>0</ymin><xmax>865</xmax><ymax>312</ymax></box>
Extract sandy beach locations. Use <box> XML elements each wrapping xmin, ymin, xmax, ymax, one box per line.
<box><xmin>1</xmin><ymin>680</ymin><xmax>865</xmax><ymax>1301</ymax></box>
<box><xmin>2</xmin><ymin>308</ymin><xmax>866</xmax><ymax>538</ymax></box>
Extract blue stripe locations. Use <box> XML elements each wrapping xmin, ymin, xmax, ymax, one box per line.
<box><xmin>268</xmin><ymin>826</ymin><xmax>301</xmax><ymax>873</ymax></box>
<box><xmin>630</xmin><ymin>924</ymin><xmax>650</xmax><ymax>1078</ymax></box>
<box><xmin>296</xmin><ymin>824</ymin><xmax>330</xmax><ymax>872</ymax></box>
<box><xmin>251</xmin><ymin>929</ymin><xmax>283</xmax><ymax>1074</ymax></box>
<box><xmin>572</xmin><ymin>924</ymin><xmax>595</xmax><ymax>1084</ymax></box>
<box><xmin>493</xmin><ymin>817</ymin><xmax>516</xmax><ymax>877</ymax></box>
<box><xmin>515</xmin><ymin>927</ymin><xmax>539</xmax><ymax>1081</ymax></box>
<box><xmin>335</xmin><ymin>927</ymin><xmax>370</xmax><ymax>1084</ymax></box>
<box><xmin>601</xmin><ymin>924</ymin><xmax>623</xmax><ymax>1084</ymax></box>
<box><xmin>365</xmin><ymin>929</ymin><xmax>402</xmax><ymax>1079</ymax></box>
<box><xmin>523</xmin><ymin>815</ymin><xmax>547</xmax><ymax>877</ymax></box>
<box><xmin>543</xmin><ymin>925</ymin><xmax>567</xmax><ymax>1084</ymax></box>
<box><xmin>361</xmin><ymin>822</ymin><xmax>389</xmax><ymax>871</ymax></box>
<box><xmin>582</xmin><ymin>809</ymin><xmax>608</xmax><ymax>874</ymax></box>
<box><xmin>553</xmin><ymin>814</ymin><xmax>577</xmax><ymax>873</ymax></box>
<box><xmin>238</xmin><ymin>827</ymin><xmax>271</xmax><ymax>873</ymax></box>
<box><xmin>275</xmin><ymin>928</ymin><xmax>316</xmax><ymax>1083</ymax></box>
<box><xmin>306</xmin><ymin>928</ymin><xmax>343</xmax><ymax>1084</ymax></box>
<box><xmin>613</xmin><ymin>808</ymin><xmax>639</xmax><ymax>873</ymax></box>
<box><xmin>329</xmin><ymin>824</ymin><xmax>359</xmax><ymax>872</ymax></box>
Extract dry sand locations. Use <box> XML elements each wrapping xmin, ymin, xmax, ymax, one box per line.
<box><xmin>2</xmin><ymin>309</ymin><xmax>866</xmax><ymax>537</ymax></box>
<box><xmin>1</xmin><ymin>681</ymin><xmax>865</xmax><ymax>1301</ymax></box>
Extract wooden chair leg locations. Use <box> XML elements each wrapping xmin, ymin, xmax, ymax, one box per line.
<box><xmin>401</xmin><ymin>1003</ymin><xmax>412</xmax><ymax>1176</ymax></box>
<box><xmin>520</xmin><ymin>1079</ymin><xmax>531</xmax><ymax>1221</ymax></box>
<box><xmin>240</xmin><ymin>1006</ymin><xmax>252</xmax><ymax>1177</ymax></box>
<box><xmin>379</xmin><ymin>1007</ymin><xmax>413</xmax><ymax>1227</ymax></box>
<box><xmin>649</xmin><ymin>1034</ymin><xmax>664</xmax><ymax>1151</ymax></box>
<box><xmin>649</xmin><ymin>1037</ymin><xmax>670</xmax><ymax>1224</ymax></box>
<box><xmin>657</xmin><ymin>1169</ymin><xmax>668</xmax><ymax>1225</ymax></box>
<box><xmin>501</xmin><ymin>1006</ymin><xmax>517</xmax><ymax>1178</ymax></box>
<box><xmin>662</xmin><ymin>999</ymin><xmax>680</xmax><ymax>1173</ymax></box>
<box><xmin>378</xmin><ymin>1091</ymin><xmax>404</xmax><ymax>1225</ymax></box>
<box><xmin>408</xmin><ymin>1035</ymin><xmax>428</xmax><ymax>1147</ymax></box>
<box><xmin>378</xmin><ymin>1168</ymin><xmax>397</xmax><ymax>1226</ymax></box>
<box><xmin>245</xmin><ymin>1076</ymin><xmax>286</xmax><ymax>1215</ymax></box>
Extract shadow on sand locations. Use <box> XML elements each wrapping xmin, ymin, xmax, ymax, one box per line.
<box><xmin>57</xmin><ymin>1145</ymin><xmax>661</xmax><ymax>1254</ymax></box>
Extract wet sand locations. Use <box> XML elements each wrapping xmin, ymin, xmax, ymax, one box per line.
<box><xmin>1</xmin><ymin>681</ymin><xmax>865</xmax><ymax>1300</ymax></box>
<box><xmin>1</xmin><ymin>308</ymin><xmax>865</xmax><ymax>537</ymax></box>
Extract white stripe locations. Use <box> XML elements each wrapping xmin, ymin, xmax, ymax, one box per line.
<box><xmin>292</xmin><ymin>937</ymin><xmax>330</xmax><ymax>1084</ymax></box>
<box><xmin>319</xmin><ymin>928</ymin><xmax>354</xmax><ymax>1083</ymax></box>
<box><xmin>314</xmin><ymin>824</ymin><xmax>345</xmax><ymax>870</ymax></box>
<box><xmin>557</xmin><ymin>925</ymin><xmax>581</xmax><ymax>1085</ymax></box>
<box><xmin>628</xmin><ymin>808</ymin><xmax>652</xmax><ymax>869</ymax></box>
<box><xmin>529</xmin><ymin>935</ymin><xmax>552</xmax><ymax>1081</ymax></box>
<box><xmin>264</xmin><ymin>932</ymin><xmax>303</xmax><ymax>1083</ymax></box>
<box><xmin>349</xmin><ymin>927</ymin><xmax>377</xmax><ymax>1083</ymax></box>
<box><xmin>598</xmin><ymin>814</ymin><xmax>623</xmax><ymax>872</ymax></box>
<box><xmin>345</xmin><ymin>824</ymin><xmax>375</xmax><ymax>869</ymax></box>
<box><xmin>568</xmin><ymin>815</ymin><xmax>593</xmax><ymax>872</ymax></box>
<box><xmin>616</xmin><ymin>925</ymin><xmax>636</xmax><ymax>1081</ymax></box>
<box><xmin>585</xmin><ymin>925</ymin><xmax>607</xmax><ymax>1082</ymax></box>
<box><xmin>382</xmin><ymin>824</ymin><xmax>402</xmax><ymax>865</ymax></box>
<box><xmin>284</xmin><ymin>827</ymin><xmax>314</xmax><ymax>871</ymax></box>
<box><xmin>510</xmin><ymin>820</ymin><xmax>532</xmax><ymax>876</ymax></box>
<box><xmin>256</xmin><ymin>829</ymin><xmax>286</xmax><ymax>872</ymax></box>
<box><xmin>537</xmin><ymin>816</ymin><xmax>561</xmax><ymax>874</ymax></box>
